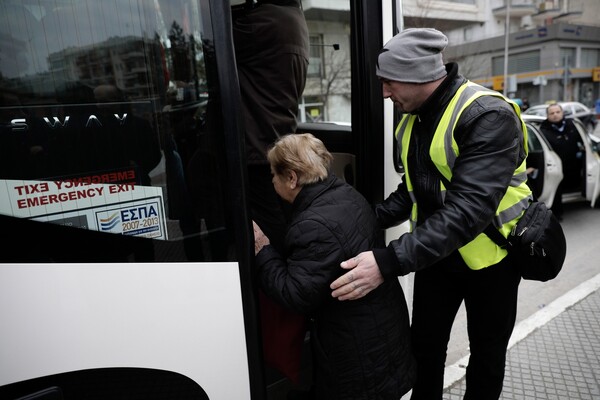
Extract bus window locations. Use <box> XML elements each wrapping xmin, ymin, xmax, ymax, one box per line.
<box><xmin>0</xmin><ymin>0</ymin><xmax>236</xmax><ymax>263</ymax></box>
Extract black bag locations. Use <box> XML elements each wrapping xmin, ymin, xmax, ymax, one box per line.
<box><xmin>485</xmin><ymin>201</ymin><xmax>567</xmax><ymax>282</ymax></box>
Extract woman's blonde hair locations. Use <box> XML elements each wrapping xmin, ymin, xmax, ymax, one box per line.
<box><xmin>267</xmin><ymin>133</ymin><xmax>333</xmax><ymax>186</ymax></box>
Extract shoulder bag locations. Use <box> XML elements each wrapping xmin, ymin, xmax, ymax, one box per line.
<box><xmin>434</xmin><ymin>169</ymin><xmax>566</xmax><ymax>281</ymax></box>
<box><xmin>484</xmin><ymin>201</ymin><xmax>567</xmax><ymax>282</ymax></box>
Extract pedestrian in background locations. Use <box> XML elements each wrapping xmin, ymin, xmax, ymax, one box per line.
<box><xmin>330</xmin><ymin>28</ymin><xmax>532</xmax><ymax>400</ymax></box>
<box><xmin>540</xmin><ymin>103</ymin><xmax>584</xmax><ymax>220</ymax></box>
<box><xmin>254</xmin><ymin>133</ymin><xmax>415</xmax><ymax>400</ymax></box>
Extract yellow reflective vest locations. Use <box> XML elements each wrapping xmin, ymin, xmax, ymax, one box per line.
<box><xmin>396</xmin><ymin>81</ymin><xmax>532</xmax><ymax>270</ymax></box>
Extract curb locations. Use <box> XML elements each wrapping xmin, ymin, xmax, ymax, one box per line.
<box><xmin>443</xmin><ymin>272</ymin><xmax>600</xmax><ymax>389</ymax></box>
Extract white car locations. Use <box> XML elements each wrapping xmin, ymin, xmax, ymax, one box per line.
<box><xmin>523</xmin><ymin>114</ymin><xmax>600</xmax><ymax>209</ymax></box>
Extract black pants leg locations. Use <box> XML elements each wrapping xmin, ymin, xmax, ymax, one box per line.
<box><xmin>410</xmin><ymin>255</ymin><xmax>465</xmax><ymax>400</ymax></box>
<box><xmin>410</xmin><ymin>254</ymin><xmax>520</xmax><ymax>400</ymax></box>
<box><xmin>463</xmin><ymin>257</ymin><xmax>520</xmax><ymax>400</ymax></box>
<box><xmin>551</xmin><ymin>181</ymin><xmax>564</xmax><ymax>218</ymax></box>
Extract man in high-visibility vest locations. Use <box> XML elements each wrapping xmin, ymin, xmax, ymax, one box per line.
<box><xmin>331</xmin><ymin>28</ymin><xmax>531</xmax><ymax>400</ymax></box>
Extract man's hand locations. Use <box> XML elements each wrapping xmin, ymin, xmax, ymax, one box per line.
<box><xmin>330</xmin><ymin>251</ymin><xmax>383</xmax><ymax>300</ymax></box>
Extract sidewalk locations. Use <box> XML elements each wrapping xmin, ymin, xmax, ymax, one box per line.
<box><xmin>443</xmin><ymin>272</ymin><xmax>600</xmax><ymax>399</ymax></box>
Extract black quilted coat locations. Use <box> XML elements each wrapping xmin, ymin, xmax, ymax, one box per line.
<box><xmin>256</xmin><ymin>175</ymin><xmax>415</xmax><ymax>399</ymax></box>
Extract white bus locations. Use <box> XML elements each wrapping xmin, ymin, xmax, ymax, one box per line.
<box><xmin>0</xmin><ymin>1</ymin><xmax>405</xmax><ymax>398</ymax></box>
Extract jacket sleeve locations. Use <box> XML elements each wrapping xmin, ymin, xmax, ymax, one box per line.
<box><xmin>374</xmin><ymin>180</ymin><xmax>412</xmax><ymax>229</ymax></box>
<box><xmin>256</xmin><ymin>218</ymin><xmax>344</xmax><ymax>315</ymax></box>
<box><xmin>377</xmin><ymin>97</ymin><xmax>524</xmax><ymax>278</ymax></box>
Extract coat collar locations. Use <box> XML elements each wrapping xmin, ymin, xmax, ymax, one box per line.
<box><xmin>411</xmin><ymin>62</ymin><xmax>464</xmax><ymax>120</ymax></box>
<box><xmin>291</xmin><ymin>174</ymin><xmax>338</xmax><ymax>216</ymax></box>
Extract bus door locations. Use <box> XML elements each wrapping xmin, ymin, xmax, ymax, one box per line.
<box><xmin>297</xmin><ymin>0</ymin><xmax>411</xmax><ymax>307</ymax></box>
<box><xmin>297</xmin><ymin>0</ymin><xmax>402</xmax><ymax>204</ymax></box>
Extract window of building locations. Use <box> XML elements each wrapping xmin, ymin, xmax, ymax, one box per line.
<box><xmin>300</xmin><ymin>95</ymin><xmax>325</xmax><ymax>123</ymax></box>
<box><xmin>580</xmin><ymin>48</ymin><xmax>600</xmax><ymax>68</ymax></box>
<box><xmin>463</xmin><ymin>27</ymin><xmax>473</xmax><ymax>42</ymax></box>
<box><xmin>492</xmin><ymin>50</ymin><xmax>540</xmax><ymax>75</ymax></box>
<box><xmin>559</xmin><ymin>48</ymin><xmax>576</xmax><ymax>68</ymax></box>
<box><xmin>308</xmin><ymin>35</ymin><xmax>324</xmax><ymax>78</ymax></box>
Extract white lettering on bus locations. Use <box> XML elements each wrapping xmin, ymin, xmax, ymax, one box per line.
<box><xmin>9</xmin><ymin>114</ymin><xmax>129</xmax><ymax>132</ymax></box>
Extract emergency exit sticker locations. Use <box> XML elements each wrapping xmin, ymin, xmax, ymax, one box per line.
<box><xmin>95</xmin><ymin>199</ymin><xmax>164</xmax><ymax>238</ymax></box>
<box><xmin>0</xmin><ymin>179</ymin><xmax>168</xmax><ymax>240</ymax></box>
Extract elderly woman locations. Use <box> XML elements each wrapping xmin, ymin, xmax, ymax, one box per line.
<box><xmin>253</xmin><ymin>133</ymin><xmax>415</xmax><ymax>399</ymax></box>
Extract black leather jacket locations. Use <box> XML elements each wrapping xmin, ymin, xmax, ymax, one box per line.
<box><xmin>373</xmin><ymin>63</ymin><xmax>527</xmax><ymax>278</ymax></box>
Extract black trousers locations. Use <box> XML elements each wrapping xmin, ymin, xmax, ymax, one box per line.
<box><xmin>410</xmin><ymin>252</ymin><xmax>521</xmax><ymax>400</ymax></box>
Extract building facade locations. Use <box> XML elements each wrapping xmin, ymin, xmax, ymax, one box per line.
<box><xmin>300</xmin><ymin>0</ymin><xmax>600</xmax><ymax>122</ymax></box>
<box><xmin>404</xmin><ymin>0</ymin><xmax>600</xmax><ymax>108</ymax></box>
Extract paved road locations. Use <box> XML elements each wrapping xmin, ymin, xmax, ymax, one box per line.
<box><xmin>444</xmin><ymin>272</ymin><xmax>600</xmax><ymax>399</ymax></box>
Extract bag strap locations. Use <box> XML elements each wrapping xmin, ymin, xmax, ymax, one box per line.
<box><xmin>434</xmin><ymin>169</ymin><xmax>509</xmax><ymax>249</ymax></box>
<box><xmin>483</xmin><ymin>223</ymin><xmax>509</xmax><ymax>249</ymax></box>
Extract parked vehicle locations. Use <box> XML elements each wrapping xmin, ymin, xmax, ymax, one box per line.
<box><xmin>523</xmin><ymin>101</ymin><xmax>597</xmax><ymax>133</ymax></box>
<box><xmin>523</xmin><ymin>114</ymin><xmax>600</xmax><ymax>208</ymax></box>
<box><xmin>523</xmin><ymin>116</ymin><xmax>563</xmax><ymax>208</ymax></box>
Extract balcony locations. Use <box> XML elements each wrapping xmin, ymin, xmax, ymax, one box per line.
<box><xmin>492</xmin><ymin>1</ymin><xmax>537</xmax><ymax>18</ymax></box>
<box><xmin>531</xmin><ymin>0</ymin><xmax>583</xmax><ymax>23</ymax></box>
<box><xmin>551</xmin><ymin>10</ymin><xmax>584</xmax><ymax>23</ymax></box>
<box><xmin>302</xmin><ymin>0</ymin><xmax>349</xmax><ymax>22</ymax></box>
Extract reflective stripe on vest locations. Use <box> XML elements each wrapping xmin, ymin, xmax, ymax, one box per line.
<box><xmin>395</xmin><ymin>81</ymin><xmax>533</xmax><ymax>270</ymax></box>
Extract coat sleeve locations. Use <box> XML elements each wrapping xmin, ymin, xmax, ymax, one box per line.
<box><xmin>380</xmin><ymin>97</ymin><xmax>524</xmax><ymax>277</ymax></box>
<box><xmin>374</xmin><ymin>180</ymin><xmax>413</xmax><ymax>229</ymax></box>
<box><xmin>256</xmin><ymin>218</ymin><xmax>344</xmax><ymax>315</ymax></box>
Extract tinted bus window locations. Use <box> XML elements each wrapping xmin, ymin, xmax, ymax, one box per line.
<box><xmin>0</xmin><ymin>0</ymin><xmax>235</xmax><ymax>262</ymax></box>
<box><xmin>1</xmin><ymin>1</ymin><xmax>399</xmax><ymax>399</ymax></box>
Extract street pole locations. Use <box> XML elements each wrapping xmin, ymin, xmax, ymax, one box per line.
<box><xmin>563</xmin><ymin>55</ymin><xmax>569</xmax><ymax>101</ymax></box>
<box><xmin>503</xmin><ymin>0</ymin><xmax>510</xmax><ymax>96</ymax></box>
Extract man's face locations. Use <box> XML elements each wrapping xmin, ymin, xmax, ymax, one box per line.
<box><xmin>380</xmin><ymin>78</ymin><xmax>426</xmax><ymax>113</ymax></box>
<box><xmin>546</xmin><ymin>105</ymin><xmax>563</xmax><ymax>123</ymax></box>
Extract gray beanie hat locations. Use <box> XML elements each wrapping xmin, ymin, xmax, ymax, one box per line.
<box><xmin>376</xmin><ymin>28</ymin><xmax>448</xmax><ymax>83</ymax></box>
